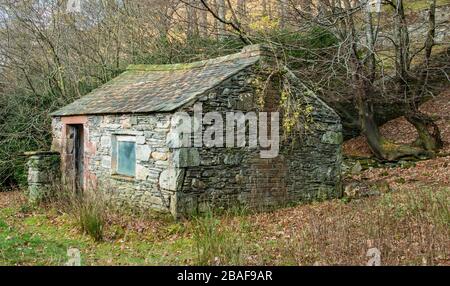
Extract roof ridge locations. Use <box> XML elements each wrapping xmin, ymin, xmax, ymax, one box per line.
<box><xmin>126</xmin><ymin>44</ymin><xmax>270</xmax><ymax>72</ymax></box>
<box><xmin>126</xmin><ymin>53</ymin><xmax>249</xmax><ymax>72</ymax></box>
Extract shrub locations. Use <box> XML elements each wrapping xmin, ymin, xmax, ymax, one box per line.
<box><xmin>71</xmin><ymin>191</ymin><xmax>105</xmax><ymax>242</ymax></box>
<box><xmin>75</xmin><ymin>193</ymin><xmax>105</xmax><ymax>242</ymax></box>
<box><xmin>49</xmin><ymin>187</ymin><xmax>106</xmax><ymax>242</ymax></box>
<box><xmin>192</xmin><ymin>208</ymin><xmax>243</xmax><ymax>266</ymax></box>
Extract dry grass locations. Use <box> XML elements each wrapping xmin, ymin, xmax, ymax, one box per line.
<box><xmin>0</xmin><ymin>184</ymin><xmax>448</xmax><ymax>265</ymax></box>
<box><xmin>244</xmin><ymin>187</ymin><xmax>449</xmax><ymax>265</ymax></box>
<box><xmin>192</xmin><ymin>209</ymin><xmax>245</xmax><ymax>265</ymax></box>
<box><xmin>0</xmin><ymin>189</ymin><xmax>26</xmax><ymax>209</ymax></box>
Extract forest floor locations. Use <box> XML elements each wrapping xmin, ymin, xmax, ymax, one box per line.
<box><xmin>0</xmin><ymin>90</ymin><xmax>449</xmax><ymax>266</ymax></box>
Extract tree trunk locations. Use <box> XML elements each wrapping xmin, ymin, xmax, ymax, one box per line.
<box><xmin>186</xmin><ymin>0</ymin><xmax>199</xmax><ymax>38</ymax></box>
<box><xmin>237</xmin><ymin>0</ymin><xmax>246</xmax><ymax>20</ymax></box>
<box><xmin>278</xmin><ymin>0</ymin><xmax>287</xmax><ymax>29</ymax></box>
<box><xmin>199</xmin><ymin>0</ymin><xmax>209</xmax><ymax>37</ymax></box>
<box><xmin>216</xmin><ymin>0</ymin><xmax>226</xmax><ymax>40</ymax></box>
<box><xmin>406</xmin><ymin>110</ymin><xmax>443</xmax><ymax>151</ymax></box>
<box><xmin>358</xmin><ymin>98</ymin><xmax>434</xmax><ymax>161</ymax></box>
<box><xmin>394</xmin><ymin>0</ymin><xmax>410</xmax><ymax>82</ymax></box>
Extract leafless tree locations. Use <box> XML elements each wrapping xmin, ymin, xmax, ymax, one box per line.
<box><xmin>195</xmin><ymin>0</ymin><xmax>448</xmax><ymax>161</ymax></box>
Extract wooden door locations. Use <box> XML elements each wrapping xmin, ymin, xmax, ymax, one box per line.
<box><xmin>66</xmin><ymin>125</ymin><xmax>84</xmax><ymax>193</ymax></box>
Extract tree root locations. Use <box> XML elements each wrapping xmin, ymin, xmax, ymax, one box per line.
<box><xmin>376</xmin><ymin>139</ymin><xmax>435</xmax><ymax>162</ymax></box>
<box><xmin>406</xmin><ymin>111</ymin><xmax>443</xmax><ymax>152</ymax></box>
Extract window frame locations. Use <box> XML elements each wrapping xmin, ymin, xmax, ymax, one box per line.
<box><xmin>112</xmin><ymin>135</ymin><xmax>137</xmax><ymax>178</ymax></box>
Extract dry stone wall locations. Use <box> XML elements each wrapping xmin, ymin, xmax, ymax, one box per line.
<box><xmin>25</xmin><ymin>151</ymin><xmax>60</xmax><ymax>203</ymax></box>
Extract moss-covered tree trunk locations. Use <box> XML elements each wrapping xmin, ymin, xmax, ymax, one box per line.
<box><xmin>358</xmin><ymin>98</ymin><xmax>435</xmax><ymax>161</ymax></box>
<box><xmin>406</xmin><ymin>110</ymin><xmax>443</xmax><ymax>151</ymax></box>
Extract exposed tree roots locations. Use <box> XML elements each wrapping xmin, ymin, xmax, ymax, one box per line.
<box><xmin>359</xmin><ymin>102</ymin><xmax>442</xmax><ymax>162</ymax></box>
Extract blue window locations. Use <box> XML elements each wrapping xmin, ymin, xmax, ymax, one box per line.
<box><xmin>115</xmin><ymin>136</ymin><xmax>136</xmax><ymax>177</ymax></box>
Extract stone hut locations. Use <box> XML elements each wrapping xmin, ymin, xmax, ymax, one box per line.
<box><xmin>50</xmin><ymin>45</ymin><xmax>343</xmax><ymax>217</ymax></box>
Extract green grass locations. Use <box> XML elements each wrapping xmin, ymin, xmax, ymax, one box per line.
<box><xmin>0</xmin><ymin>219</ymin><xmax>69</xmax><ymax>265</ymax></box>
<box><xmin>0</xmin><ymin>186</ymin><xmax>448</xmax><ymax>265</ymax></box>
<box><xmin>192</xmin><ymin>211</ymin><xmax>244</xmax><ymax>266</ymax></box>
<box><xmin>0</xmin><ymin>205</ymin><xmax>194</xmax><ymax>266</ymax></box>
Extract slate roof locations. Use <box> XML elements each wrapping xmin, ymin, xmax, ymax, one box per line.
<box><xmin>51</xmin><ymin>46</ymin><xmax>264</xmax><ymax>116</ymax></box>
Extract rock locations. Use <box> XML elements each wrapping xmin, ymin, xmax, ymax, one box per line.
<box><xmin>222</xmin><ymin>88</ymin><xmax>231</xmax><ymax>96</ymax></box>
<box><xmin>155</xmin><ymin>160</ymin><xmax>170</xmax><ymax>167</ymax></box>
<box><xmin>101</xmin><ymin>136</ymin><xmax>111</xmax><ymax>148</ymax></box>
<box><xmin>227</xmin><ymin>98</ymin><xmax>236</xmax><ymax>108</ymax></box>
<box><xmin>200</xmin><ymin>157</ymin><xmax>219</xmax><ymax>166</ymax></box>
<box><xmin>136</xmin><ymin>165</ymin><xmax>151</xmax><ymax>181</ymax></box>
<box><xmin>235</xmin><ymin>173</ymin><xmax>245</xmax><ymax>185</ymax></box>
<box><xmin>151</xmin><ymin>151</ymin><xmax>168</xmax><ymax>161</ymax></box>
<box><xmin>344</xmin><ymin>182</ymin><xmax>372</xmax><ymax>198</ymax></box>
<box><xmin>28</xmin><ymin>170</ymin><xmax>50</xmax><ymax>184</ymax></box>
<box><xmin>121</xmin><ymin>118</ymin><xmax>131</xmax><ymax>129</ymax></box>
<box><xmin>136</xmin><ymin>145</ymin><xmax>152</xmax><ymax>161</ymax></box>
<box><xmin>399</xmin><ymin>160</ymin><xmax>416</xmax><ymax>169</ymax></box>
<box><xmin>136</xmin><ymin>136</ymin><xmax>146</xmax><ymax>145</ymax></box>
<box><xmin>166</xmin><ymin>113</ymin><xmax>192</xmax><ymax>148</ymax></box>
<box><xmin>344</xmin><ymin>180</ymin><xmax>389</xmax><ymax>199</ymax></box>
<box><xmin>321</xmin><ymin>131</ymin><xmax>343</xmax><ymax>145</ymax></box>
<box><xmin>191</xmin><ymin>178</ymin><xmax>206</xmax><ymax>190</ymax></box>
<box><xmin>101</xmin><ymin>156</ymin><xmax>111</xmax><ymax>168</ymax></box>
<box><xmin>199</xmin><ymin>95</ymin><xmax>209</xmax><ymax>102</ymax></box>
<box><xmin>236</xmin><ymin>93</ymin><xmax>254</xmax><ymax>110</ymax></box>
<box><xmin>351</xmin><ymin>161</ymin><xmax>363</xmax><ymax>175</ymax></box>
<box><xmin>159</xmin><ymin>168</ymin><xmax>185</xmax><ymax>191</ymax></box>
<box><xmin>130</xmin><ymin>116</ymin><xmax>138</xmax><ymax>125</ymax></box>
<box><xmin>224</xmin><ymin>153</ymin><xmax>243</xmax><ymax>166</ymax></box>
<box><xmin>156</xmin><ymin>120</ymin><xmax>170</xmax><ymax>129</ymax></box>
<box><xmin>25</xmin><ymin>153</ymin><xmax>60</xmax><ymax>203</ymax></box>
<box><xmin>28</xmin><ymin>184</ymin><xmax>49</xmax><ymax>204</ymax></box>
<box><xmin>202</xmin><ymin>170</ymin><xmax>214</xmax><ymax>177</ymax></box>
<box><xmin>173</xmin><ymin>148</ymin><xmax>200</xmax><ymax>168</ymax></box>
